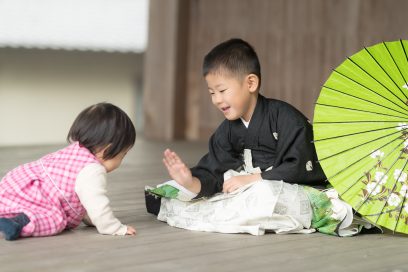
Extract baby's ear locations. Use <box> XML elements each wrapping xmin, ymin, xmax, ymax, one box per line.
<box><xmin>95</xmin><ymin>144</ymin><xmax>112</xmax><ymax>160</ymax></box>
<box><xmin>247</xmin><ymin>74</ymin><xmax>259</xmax><ymax>93</ymax></box>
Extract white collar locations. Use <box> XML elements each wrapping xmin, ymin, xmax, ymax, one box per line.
<box><xmin>240</xmin><ymin>118</ymin><xmax>250</xmax><ymax>128</ymax></box>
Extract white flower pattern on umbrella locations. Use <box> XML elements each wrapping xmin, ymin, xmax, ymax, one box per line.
<box><xmin>374</xmin><ymin>171</ymin><xmax>388</xmax><ymax>184</ymax></box>
<box><xmin>400</xmin><ymin>184</ymin><xmax>408</xmax><ymax>197</ymax></box>
<box><xmin>370</xmin><ymin>150</ymin><xmax>384</xmax><ymax>159</ymax></box>
<box><xmin>397</xmin><ymin>123</ymin><xmax>408</xmax><ymax>131</ymax></box>
<box><xmin>404</xmin><ymin>203</ymin><xmax>408</xmax><ymax>213</ymax></box>
<box><xmin>387</xmin><ymin>193</ymin><xmax>401</xmax><ymax>207</ymax></box>
<box><xmin>393</xmin><ymin>169</ymin><xmax>407</xmax><ymax>183</ymax></box>
<box><xmin>366</xmin><ymin>182</ymin><xmax>382</xmax><ymax>196</ymax></box>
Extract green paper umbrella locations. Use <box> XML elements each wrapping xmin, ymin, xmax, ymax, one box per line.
<box><xmin>313</xmin><ymin>40</ymin><xmax>408</xmax><ymax>234</ymax></box>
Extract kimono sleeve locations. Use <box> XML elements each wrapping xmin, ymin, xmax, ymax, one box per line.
<box><xmin>261</xmin><ymin>110</ymin><xmax>326</xmax><ymax>186</ymax></box>
<box><xmin>191</xmin><ymin>121</ymin><xmax>243</xmax><ymax>198</ymax></box>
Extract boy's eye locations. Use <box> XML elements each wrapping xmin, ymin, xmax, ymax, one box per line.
<box><xmin>219</xmin><ymin>89</ymin><xmax>227</xmax><ymax>93</ymax></box>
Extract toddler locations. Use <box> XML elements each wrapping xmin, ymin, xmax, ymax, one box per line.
<box><xmin>0</xmin><ymin>103</ymin><xmax>136</xmax><ymax>240</ymax></box>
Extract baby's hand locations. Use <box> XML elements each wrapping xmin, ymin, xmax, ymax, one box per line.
<box><xmin>126</xmin><ymin>225</ymin><xmax>136</xmax><ymax>235</ymax></box>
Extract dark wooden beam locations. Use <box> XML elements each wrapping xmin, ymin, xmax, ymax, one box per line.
<box><xmin>143</xmin><ymin>0</ymin><xmax>189</xmax><ymax>140</ymax></box>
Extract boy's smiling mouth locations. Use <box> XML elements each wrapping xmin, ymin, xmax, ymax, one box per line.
<box><xmin>221</xmin><ymin>106</ymin><xmax>230</xmax><ymax>112</ymax></box>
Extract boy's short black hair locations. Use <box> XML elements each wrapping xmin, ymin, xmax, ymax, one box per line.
<box><xmin>202</xmin><ymin>38</ymin><xmax>261</xmax><ymax>84</ymax></box>
<box><xmin>67</xmin><ymin>102</ymin><xmax>136</xmax><ymax>160</ymax></box>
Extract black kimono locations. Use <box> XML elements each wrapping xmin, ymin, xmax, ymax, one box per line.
<box><xmin>191</xmin><ymin>94</ymin><xmax>327</xmax><ymax>198</ymax></box>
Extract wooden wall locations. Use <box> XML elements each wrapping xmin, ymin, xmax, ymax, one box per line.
<box><xmin>144</xmin><ymin>0</ymin><xmax>408</xmax><ymax>141</ymax></box>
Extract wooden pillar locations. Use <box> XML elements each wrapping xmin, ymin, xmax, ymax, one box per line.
<box><xmin>143</xmin><ymin>0</ymin><xmax>189</xmax><ymax>140</ymax></box>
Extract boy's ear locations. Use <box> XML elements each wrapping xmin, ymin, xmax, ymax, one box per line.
<box><xmin>246</xmin><ymin>74</ymin><xmax>259</xmax><ymax>93</ymax></box>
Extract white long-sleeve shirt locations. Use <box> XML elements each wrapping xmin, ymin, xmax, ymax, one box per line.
<box><xmin>75</xmin><ymin>163</ymin><xmax>127</xmax><ymax>235</ymax></box>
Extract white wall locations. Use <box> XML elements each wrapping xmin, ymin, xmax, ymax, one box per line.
<box><xmin>0</xmin><ymin>48</ymin><xmax>143</xmax><ymax>146</ymax></box>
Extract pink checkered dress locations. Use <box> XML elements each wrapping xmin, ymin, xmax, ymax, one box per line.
<box><xmin>0</xmin><ymin>142</ymin><xmax>100</xmax><ymax>237</ymax></box>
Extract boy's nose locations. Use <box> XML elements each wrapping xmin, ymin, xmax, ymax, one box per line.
<box><xmin>212</xmin><ymin>93</ymin><xmax>222</xmax><ymax>104</ymax></box>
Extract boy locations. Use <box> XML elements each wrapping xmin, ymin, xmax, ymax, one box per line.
<box><xmin>162</xmin><ymin>38</ymin><xmax>327</xmax><ymax>199</ymax></box>
<box><xmin>150</xmin><ymin>38</ymin><xmax>374</xmax><ymax>236</ymax></box>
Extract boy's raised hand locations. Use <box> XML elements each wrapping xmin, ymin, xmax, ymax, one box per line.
<box><xmin>163</xmin><ymin>149</ymin><xmax>193</xmax><ymax>185</ymax></box>
<box><xmin>162</xmin><ymin>149</ymin><xmax>201</xmax><ymax>194</ymax></box>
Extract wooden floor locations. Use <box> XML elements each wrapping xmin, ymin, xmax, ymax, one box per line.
<box><xmin>1</xmin><ymin>140</ymin><xmax>408</xmax><ymax>272</ymax></box>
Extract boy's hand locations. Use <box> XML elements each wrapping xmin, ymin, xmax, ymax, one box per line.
<box><xmin>126</xmin><ymin>225</ymin><xmax>136</xmax><ymax>235</ymax></box>
<box><xmin>222</xmin><ymin>174</ymin><xmax>262</xmax><ymax>193</ymax></box>
<box><xmin>162</xmin><ymin>149</ymin><xmax>201</xmax><ymax>194</ymax></box>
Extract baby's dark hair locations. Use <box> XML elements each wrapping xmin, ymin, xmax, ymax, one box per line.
<box><xmin>67</xmin><ymin>102</ymin><xmax>136</xmax><ymax>160</ymax></box>
<box><xmin>202</xmin><ymin>38</ymin><xmax>261</xmax><ymax>86</ymax></box>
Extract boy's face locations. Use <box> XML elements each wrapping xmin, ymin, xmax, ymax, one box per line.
<box><xmin>205</xmin><ymin>72</ymin><xmax>258</xmax><ymax>121</ymax></box>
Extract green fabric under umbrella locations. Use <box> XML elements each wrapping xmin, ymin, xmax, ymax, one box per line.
<box><xmin>313</xmin><ymin>40</ymin><xmax>408</xmax><ymax>234</ymax></box>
